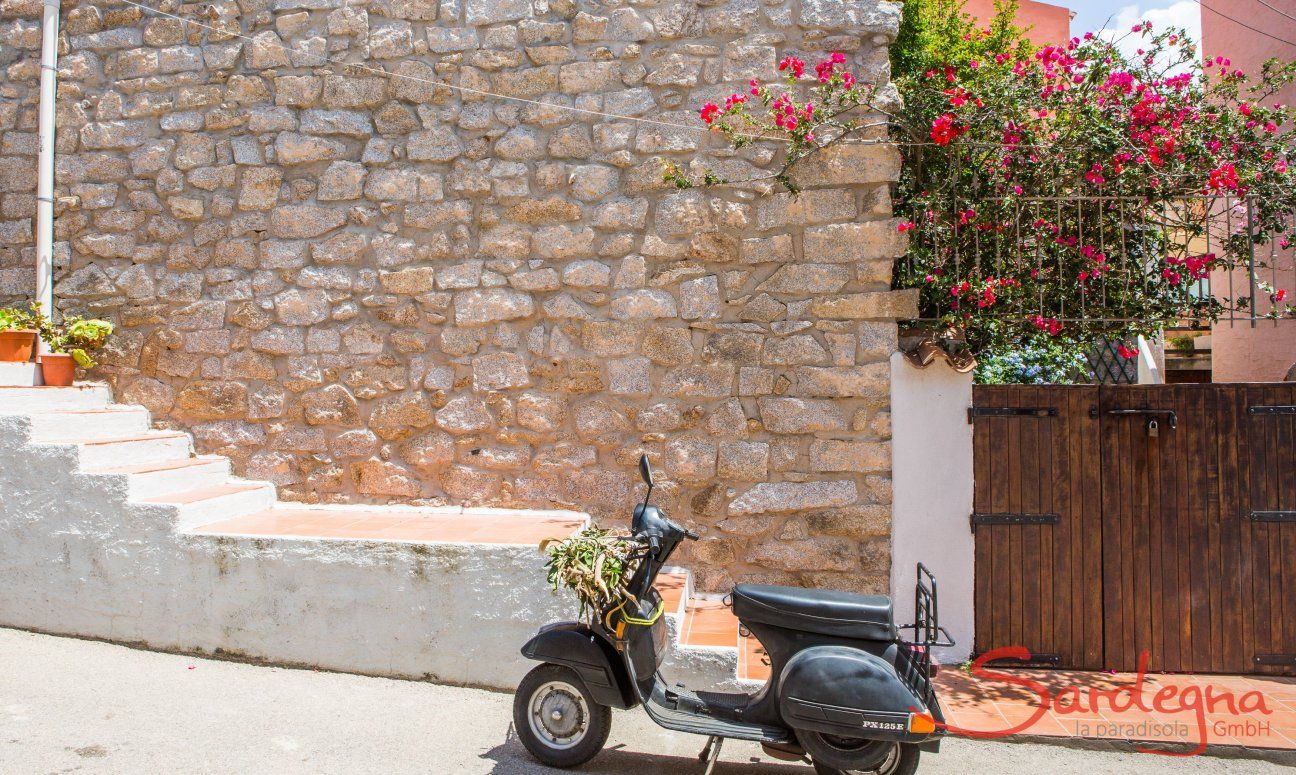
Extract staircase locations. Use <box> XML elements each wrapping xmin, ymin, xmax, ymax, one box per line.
<box><xmin>0</xmin><ymin>384</ymin><xmax>765</xmax><ymax>691</ymax></box>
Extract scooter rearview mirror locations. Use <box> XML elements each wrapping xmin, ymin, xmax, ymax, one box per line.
<box><xmin>638</xmin><ymin>454</ymin><xmax>654</xmax><ymax>488</ymax></box>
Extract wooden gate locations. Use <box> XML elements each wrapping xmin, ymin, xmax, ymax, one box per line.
<box><xmin>972</xmin><ymin>383</ymin><xmax>1296</xmax><ymax>674</ymax></box>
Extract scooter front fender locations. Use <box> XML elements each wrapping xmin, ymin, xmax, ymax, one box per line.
<box><xmin>520</xmin><ymin>621</ymin><xmax>638</xmax><ymax>710</ymax></box>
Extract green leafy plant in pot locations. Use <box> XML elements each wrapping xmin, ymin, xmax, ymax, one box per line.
<box><xmin>0</xmin><ymin>303</ymin><xmax>45</xmax><ymax>363</ymax></box>
<box><xmin>541</xmin><ymin>526</ymin><xmax>644</xmax><ymax>635</ymax></box>
<box><xmin>38</xmin><ymin>315</ymin><xmax>113</xmax><ymax>386</ymax></box>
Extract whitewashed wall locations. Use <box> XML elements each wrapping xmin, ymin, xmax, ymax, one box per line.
<box><xmin>889</xmin><ymin>352</ymin><xmax>973</xmax><ymax>663</ymax></box>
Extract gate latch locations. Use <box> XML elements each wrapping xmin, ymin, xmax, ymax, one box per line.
<box><xmin>1108</xmin><ymin>408</ymin><xmax>1177</xmax><ymax>436</ymax></box>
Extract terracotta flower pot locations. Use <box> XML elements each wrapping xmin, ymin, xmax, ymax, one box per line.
<box><xmin>38</xmin><ymin>352</ymin><xmax>76</xmax><ymax>386</ymax></box>
<box><xmin>0</xmin><ymin>329</ymin><xmax>38</xmax><ymax>362</ymax></box>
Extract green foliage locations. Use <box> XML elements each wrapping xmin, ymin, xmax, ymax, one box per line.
<box><xmin>892</xmin><ymin>0</ymin><xmax>1032</xmax><ymax>84</ymax></box>
<box><xmin>542</xmin><ymin>526</ymin><xmax>640</xmax><ymax>620</ymax></box>
<box><xmin>40</xmin><ymin>315</ymin><xmax>113</xmax><ymax>369</ymax></box>
<box><xmin>0</xmin><ymin>303</ymin><xmax>46</xmax><ymax>332</ymax></box>
<box><xmin>975</xmin><ymin>338</ymin><xmax>1091</xmax><ymax>384</ymax></box>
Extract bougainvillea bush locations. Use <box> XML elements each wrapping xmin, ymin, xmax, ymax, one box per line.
<box><xmin>677</xmin><ymin>0</ymin><xmax>1296</xmax><ymax>361</ymax></box>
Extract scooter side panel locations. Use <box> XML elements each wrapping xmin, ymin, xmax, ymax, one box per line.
<box><xmin>520</xmin><ymin>621</ymin><xmax>639</xmax><ymax>709</ymax></box>
<box><xmin>776</xmin><ymin>645</ymin><xmax>935</xmax><ymax>742</ymax></box>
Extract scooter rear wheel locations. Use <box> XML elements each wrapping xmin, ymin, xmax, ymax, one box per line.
<box><xmin>512</xmin><ymin>663</ymin><xmax>612</xmax><ymax>768</ymax></box>
<box><xmin>810</xmin><ymin>741</ymin><xmax>920</xmax><ymax>775</ymax></box>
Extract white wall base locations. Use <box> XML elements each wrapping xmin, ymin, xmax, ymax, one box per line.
<box><xmin>0</xmin><ymin>362</ymin><xmax>41</xmax><ymax>386</ymax></box>
<box><xmin>0</xmin><ymin>410</ymin><xmax>580</xmax><ymax>690</ymax></box>
<box><xmin>889</xmin><ymin>353</ymin><xmax>974</xmax><ymax>664</ymax></box>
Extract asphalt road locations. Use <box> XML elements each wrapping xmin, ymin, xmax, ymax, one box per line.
<box><xmin>0</xmin><ymin>628</ymin><xmax>1288</xmax><ymax>774</ymax></box>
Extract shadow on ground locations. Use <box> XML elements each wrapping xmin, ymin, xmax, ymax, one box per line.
<box><xmin>480</xmin><ymin>727</ymin><xmax>814</xmax><ymax>775</ymax></box>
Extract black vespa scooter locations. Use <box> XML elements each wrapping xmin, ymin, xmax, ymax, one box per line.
<box><xmin>513</xmin><ymin>455</ymin><xmax>953</xmax><ymax>774</ymax></box>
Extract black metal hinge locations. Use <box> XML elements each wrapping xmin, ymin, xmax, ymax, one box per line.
<box><xmin>1250</xmin><ymin>511</ymin><xmax>1296</xmax><ymax>522</ymax></box>
<box><xmin>1249</xmin><ymin>405</ymin><xmax>1296</xmax><ymax>415</ymax></box>
<box><xmin>970</xmin><ymin>513</ymin><xmax>1061</xmax><ymax>532</ymax></box>
<box><xmin>1255</xmin><ymin>654</ymin><xmax>1296</xmax><ymax>667</ymax></box>
<box><xmin>967</xmin><ymin>406</ymin><xmax>1058</xmax><ymax>424</ymax></box>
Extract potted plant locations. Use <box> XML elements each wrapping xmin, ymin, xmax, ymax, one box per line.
<box><xmin>38</xmin><ymin>315</ymin><xmax>113</xmax><ymax>386</ymax></box>
<box><xmin>0</xmin><ymin>303</ymin><xmax>44</xmax><ymax>362</ymax></box>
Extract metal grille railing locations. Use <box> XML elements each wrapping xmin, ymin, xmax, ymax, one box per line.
<box><xmin>902</xmin><ymin>195</ymin><xmax>1295</xmax><ymax>331</ymax></box>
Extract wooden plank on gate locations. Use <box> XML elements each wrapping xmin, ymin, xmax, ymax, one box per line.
<box><xmin>1218</xmin><ymin>385</ymin><xmax>1243</xmax><ymax>672</ymax></box>
<box><xmin>1080</xmin><ymin>388</ymin><xmax>1103</xmax><ymax>668</ymax></box>
<box><xmin>1022</xmin><ymin>386</ymin><xmax>1043</xmax><ymax>659</ymax></box>
<box><xmin>1248</xmin><ymin>385</ymin><xmax>1275</xmax><ymax>671</ymax></box>
<box><xmin>972</xmin><ymin>386</ymin><xmax>993</xmax><ymax>655</ymax></box>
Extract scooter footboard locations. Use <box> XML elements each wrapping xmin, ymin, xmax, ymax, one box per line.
<box><xmin>778</xmin><ymin>645</ymin><xmax>936</xmax><ymax>742</ymax></box>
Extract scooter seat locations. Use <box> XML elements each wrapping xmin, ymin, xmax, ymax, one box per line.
<box><xmin>731</xmin><ymin>584</ymin><xmax>897</xmax><ymax>641</ymax></box>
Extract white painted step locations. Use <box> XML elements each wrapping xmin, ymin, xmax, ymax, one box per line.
<box><xmin>140</xmin><ymin>482</ymin><xmax>278</xmax><ymax>530</ymax></box>
<box><xmin>86</xmin><ymin>456</ymin><xmax>232</xmax><ymax>500</ymax></box>
<box><xmin>25</xmin><ymin>406</ymin><xmax>151</xmax><ymax>441</ymax></box>
<box><xmin>37</xmin><ymin>431</ymin><xmax>193</xmax><ymax>469</ymax></box>
<box><xmin>0</xmin><ymin>362</ymin><xmax>42</xmax><ymax>386</ymax></box>
<box><xmin>0</xmin><ymin>384</ymin><xmax>111</xmax><ymax>411</ymax></box>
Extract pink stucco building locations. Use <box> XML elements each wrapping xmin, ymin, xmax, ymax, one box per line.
<box><xmin>1202</xmin><ymin>0</ymin><xmax>1296</xmax><ymax>381</ymax></box>
<box><xmin>963</xmin><ymin>0</ymin><xmax>1072</xmax><ymax>45</ymax></box>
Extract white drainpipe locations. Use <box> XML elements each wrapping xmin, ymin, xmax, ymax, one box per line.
<box><xmin>35</xmin><ymin>0</ymin><xmax>61</xmax><ymax>332</ymax></box>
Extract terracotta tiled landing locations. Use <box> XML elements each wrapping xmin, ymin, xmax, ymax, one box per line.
<box><xmin>739</xmin><ymin>629</ymin><xmax>771</xmax><ymax>682</ymax></box>
<box><xmin>189</xmin><ymin>507</ymin><xmax>586</xmax><ymax>546</ymax></box>
<box><xmin>935</xmin><ymin>668</ymin><xmax>1296</xmax><ymax>751</ymax></box>
<box><xmin>657</xmin><ymin>571</ymin><xmax>688</xmax><ymax>616</ymax></box>
<box><xmin>680</xmin><ymin>597</ymin><xmax>738</xmax><ymax>649</ymax></box>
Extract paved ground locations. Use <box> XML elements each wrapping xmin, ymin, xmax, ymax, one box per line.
<box><xmin>0</xmin><ymin>628</ymin><xmax>1290</xmax><ymax>775</ymax></box>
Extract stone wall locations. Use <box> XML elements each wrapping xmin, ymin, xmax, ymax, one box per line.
<box><xmin>0</xmin><ymin>0</ymin><xmax>915</xmax><ymax>592</ymax></box>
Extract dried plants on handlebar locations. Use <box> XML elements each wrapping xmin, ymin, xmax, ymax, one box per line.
<box><xmin>540</xmin><ymin>526</ymin><xmax>641</xmax><ymax>621</ymax></box>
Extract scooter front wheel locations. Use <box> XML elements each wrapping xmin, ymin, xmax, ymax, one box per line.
<box><xmin>812</xmin><ymin>741</ymin><xmax>920</xmax><ymax>775</ymax></box>
<box><xmin>512</xmin><ymin>663</ymin><xmax>612</xmax><ymax>768</ymax></box>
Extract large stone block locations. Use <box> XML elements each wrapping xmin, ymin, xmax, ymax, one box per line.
<box><xmin>803</xmin><ymin>221</ymin><xmax>908</xmax><ymax>267</ymax></box>
<box><xmin>810</xmin><ymin>289</ymin><xmax>920</xmax><ymax>320</ymax></box>
<box><xmin>454</xmin><ymin>288</ymin><xmax>535</xmax><ymax>326</ymax></box>
<box><xmin>792</xmin><ymin>364</ymin><xmax>890</xmax><ymax>401</ymax></box>
<box><xmin>756</xmin><ymin>189</ymin><xmax>856</xmax><ymax>230</ymax></box>
<box><xmin>730</xmin><ymin>481</ymin><xmax>858</xmax><ymax>515</ymax></box>
<box><xmin>758</xmin><ymin>397</ymin><xmax>849</xmax><ymax>433</ymax></box>
<box><xmin>789</xmin><ymin>143</ymin><xmax>901</xmax><ymax>188</ymax></box>
<box><xmin>465</xmin><ymin>0</ymin><xmax>530</xmax><ymax>25</ymax></box>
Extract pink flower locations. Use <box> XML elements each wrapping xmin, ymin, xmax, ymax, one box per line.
<box><xmin>930</xmin><ymin>114</ymin><xmax>966</xmax><ymax>146</ymax></box>
<box><xmin>897</xmin><ymin>221</ymin><xmax>915</xmax><ymax>233</ymax></box>
<box><xmin>1116</xmin><ymin>344</ymin><xmax>1140</xmax><ymax>359</ymax></box>
<box><xmin>699</xmin><ymin>102</ymin><xmax>721</xmax><ymax>125</ymax></box>
<box><xmin>778</xmin><ymin>56</ymin><xmax>805</xmax><ymax>78</ymax></box>
<box><xmin>1031</xmin><ymin>315</ymin><xmax>1063</xmax><ymax>335</ymax></box>
<box><xmin>1208</xmin><ymin>163</ymin><xmax>1239</xmax><ymax>191</ymax></box>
